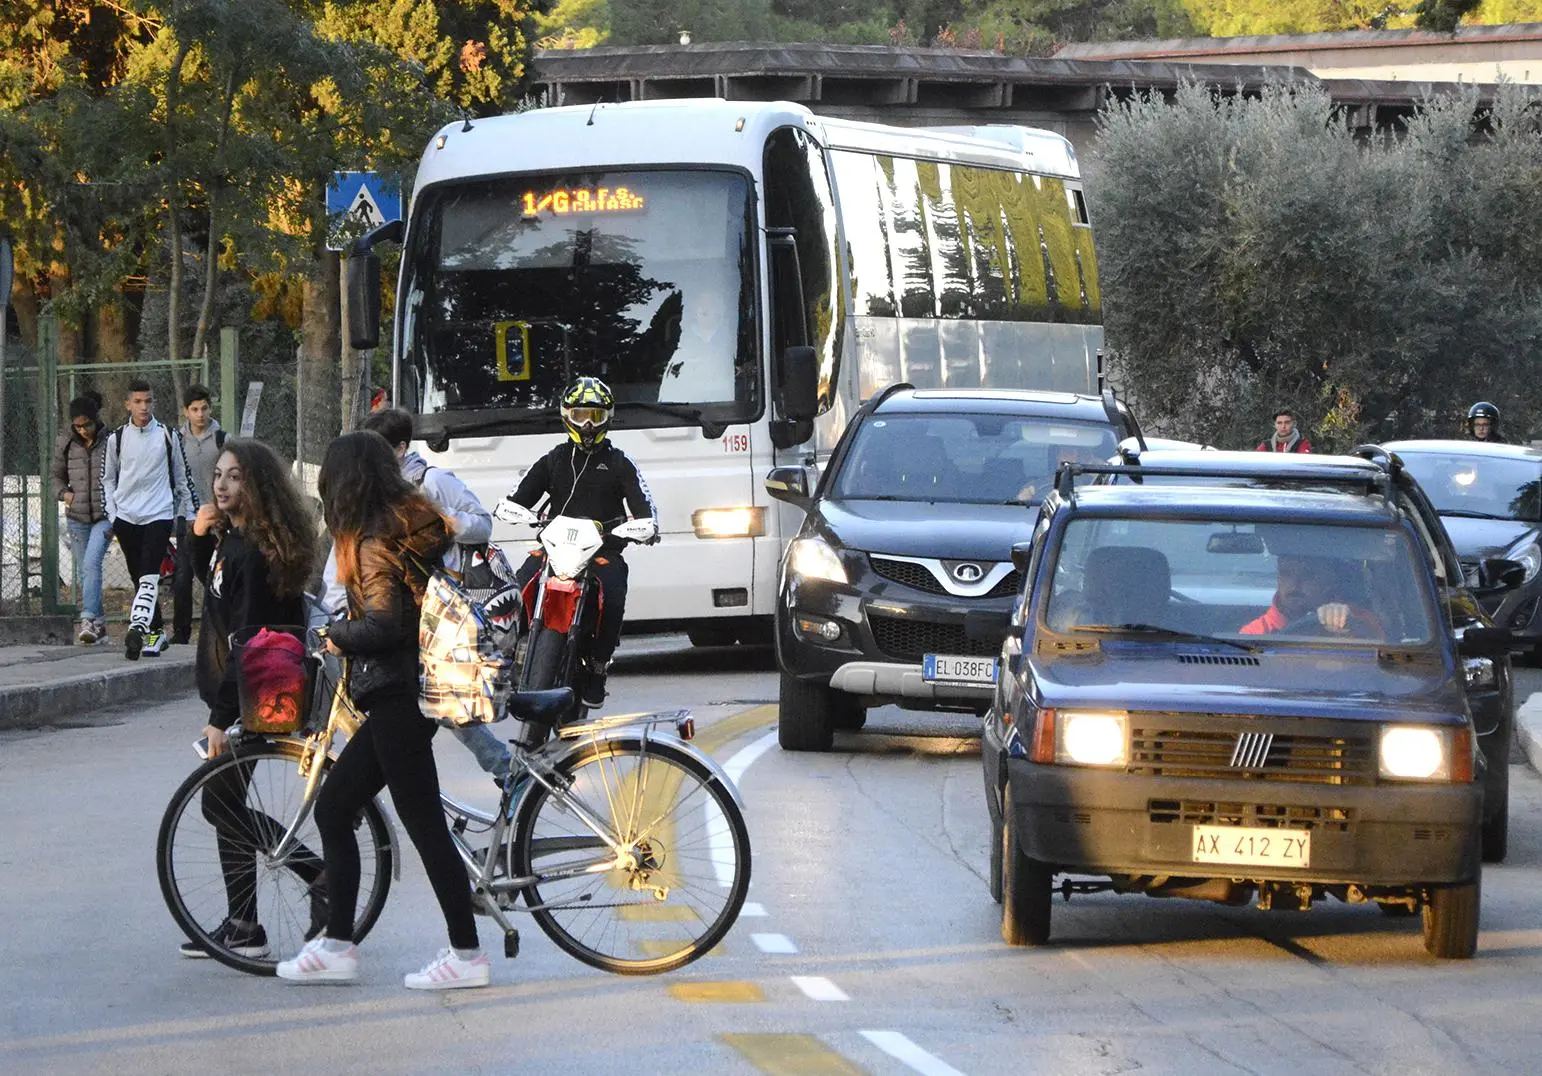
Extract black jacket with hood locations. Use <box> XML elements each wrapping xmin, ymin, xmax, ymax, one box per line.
<box><xmin>192</xmin><ymin>526</ymin><xmax>307</xmax><ymax>726</ymax></box>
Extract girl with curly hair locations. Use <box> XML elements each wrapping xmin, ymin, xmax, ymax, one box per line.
<box><xmin>179</xmin><ymin>438</ymin><xmax>321</xmax><ymax>961</ymax></box>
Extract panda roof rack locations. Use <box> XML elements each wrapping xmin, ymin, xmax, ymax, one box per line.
<box><xmin>1052</xmin><ymin>458</ymin><xmax>1397</xmax><ymax>502</ymax></box>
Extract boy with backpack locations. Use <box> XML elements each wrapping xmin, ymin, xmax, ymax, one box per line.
<box><xmin>172</xmin><ymin>385</ymin><xmax>226</xmax><ymax>644</ymax></box>
<box><xmin>101</xmin><ymin>378</ymin><xmax>199</xmax><ymax>660</ymax></box>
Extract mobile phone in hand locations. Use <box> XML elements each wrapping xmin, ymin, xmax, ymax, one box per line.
<box><xmin>194</xmin><ymin>736</ymin><xmax>210</xmax><ymax>760</ymax></box>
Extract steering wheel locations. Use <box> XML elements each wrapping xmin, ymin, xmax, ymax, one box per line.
<box><xmin>1279</xmin><ymin>611</ymin><xmax>1334</xmax><ymax>636</ymax></box>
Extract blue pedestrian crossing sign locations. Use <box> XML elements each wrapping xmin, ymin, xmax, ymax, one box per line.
<box><xmin>326</xmin><ymin>172</ymin><xmax>402</xmax><ymax>251</ymax></box>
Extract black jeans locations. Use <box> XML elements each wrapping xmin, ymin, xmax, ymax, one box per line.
<box><xmin>515</xmin><ymin>550</ymin><xmax>629</xmax><ymax>663</ymax></box>
<box><xmin>315</xmin><ymin>688</ymin><xmax>478</xmax><ymax>950</ymax></box>
<box><xmin>172</xmin><ymin>518</ymin><xmax>196</xmax><ymax>640</ymax></box>
<box><xmin>112</xmin><ymin>518</ymin><xmax>173</xmax><ymax>631</ymax></box>
<box><xmin>200</xmin><ymin>753</ymin><xmax>323</xmax><ymax>925</ymax></box>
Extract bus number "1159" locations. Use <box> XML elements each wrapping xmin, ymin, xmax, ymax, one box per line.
<box><xmin>722</xmin><ymin>433</ymin><xmax>750</xmax><ymax>453</ymax></box>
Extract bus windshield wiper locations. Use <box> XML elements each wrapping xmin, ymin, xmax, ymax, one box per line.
<box><xmin>614</xmin><ymin>400</ymin><xmax>726</xmax><ymax>438</ymax></box>
<box><xmin>1067</xmin><ymin>623</ymin><xmax>1260</xmax><ymax>653</ymax></box>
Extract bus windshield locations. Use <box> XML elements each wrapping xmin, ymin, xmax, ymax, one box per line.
<box><xmin>401</xmin><ymin>168</ymin><xmax>759</xmax><ymax>440</ymax></box>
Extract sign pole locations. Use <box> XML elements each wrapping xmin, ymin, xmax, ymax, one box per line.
<box><xmin>0</xmin><ymin>236</ymin><xmax>12</xmax><ymax>519</ymax></box>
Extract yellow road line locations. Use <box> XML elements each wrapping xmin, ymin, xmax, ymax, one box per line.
<box><xmin>668</xmin><ymin>981</ymin><xmax>765</xmax><ymax>1003</ymax></box>
<box><xmin>618</xmin><ymin>903</ymin><xmax>702</xmax><ymax>922</ymax></box>
<box><xmin>695</xmin><ymin>703</ymin><xmax>778</xmax><ymax>756</ymax></box>
<box><xmin>637</xmin><ymin>939</ymin><xmax>724</xmax><ymax>957</ymax></box>
<box><xmin>719</xmin><ymin>1034</ymin><xmax>868</xmax><ymax>1075</ymax></box>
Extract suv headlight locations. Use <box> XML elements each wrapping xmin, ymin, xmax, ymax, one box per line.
<box><xmin>1506</xmin><ymin>539</ymin><xmax>1541</xmax><ymax>583</ymax></box>
<box><xmin>1056</xmin><ymin>711</ymin><xmax>1128</xmax><ymax>766</ymax></box>
<box><xmin>1378</xmin><ymin>725</ymin><xmax>1451</xmax><ymax>781</ymax></box>
<box><xmin>787</xmin><ymin>537</ymin><xmax>848</xmax><ymax>585</ymax></box>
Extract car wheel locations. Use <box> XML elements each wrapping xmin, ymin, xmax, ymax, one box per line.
<box><xmin>988</xmin><ymin>806</ymin><xmax>1004</xmax><ymax>905</ymax></box>
<box><xmin>1422</xmin><ymin>872</ymin><xmax>1481</xmax><ymax>959</ymax></box>
<box><xmin>831</xmin><ymin>696</ymin><xmax>866</xmax><ymax>731</ymax></box>
<box><xmin>1000</xmin><ymin>784</ymin><xmax>1052</xmax><ymax>946</ymax></box>
<box><xmin>1482</xmin><ymin>762</ymin><xmax>1509</xmax><ymax>864</ymax></box>
<box><xmin>778</xmin><ymin>670</ymin><xmax>837</xmax><ymax>751</ymax></box>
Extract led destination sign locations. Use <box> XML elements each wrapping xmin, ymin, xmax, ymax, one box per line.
<box><xmin>520</xmin><ymin>187</ymin><xmax>646</xmax><ymax>218</ymax></box>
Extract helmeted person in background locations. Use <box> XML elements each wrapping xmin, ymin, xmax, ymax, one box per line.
<box><xmin>173</xmin><ymin>384</ymin><xmax>226</xmax><ymax>644</ymax></box>
<box><xmin>1256</xmin><ymin>409</ymin><xmax>1313</xmax><ymax>454</ymax></box>
<box><xmin>494</xmin><ymin>376</ymin><xmax>659</xmax><ymax>708</ymax></box>
<box><xmin>356</xmin><ymin>407</ymin><xmax>512</xmax><ymax>782</ymax></box>
<box><xmin>101</xmin><ymin>378</ymin><xmax>199</xmax><ymax>660</ymax></box>
<box><xmin>53</xmin><ymin>393</ymin><xmax>112</xmax><ymax>645</ymax></box>
<box><xmin>1465</xmin><ymin>401</ymin><xmax>1509</xmax><ymax>444</ymax></box>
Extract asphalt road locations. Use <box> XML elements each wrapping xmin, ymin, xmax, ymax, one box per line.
<box><xmin>3</xmin><ymin>641</ymin><xmax>1542</xmax><ymax>1075</ymax></box>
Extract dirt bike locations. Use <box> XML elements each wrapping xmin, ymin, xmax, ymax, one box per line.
<box><xmin>489</xmin><ymin>502</ymin><xmax>657</xmax><ymax>724</ymax></box>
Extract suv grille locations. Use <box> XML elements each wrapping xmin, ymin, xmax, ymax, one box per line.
<box><xmin>867</xmin><ymin>614</ymin><xmax>997</xmax><ymax>662</ymax></box>
<box><xmin>1148</xmin><ymin>799</ymin><xmax>1354</xmax><ymax>833</ymax></box>
<box><xmin>1129</xmin><ymin>721</ymin><xmax>1375</xmax><ymax>786</ymax></box>
<box><xmin>869</xmin><ymin>556</ymin><xmax>1019</xmax><ymax>598</ymax></box>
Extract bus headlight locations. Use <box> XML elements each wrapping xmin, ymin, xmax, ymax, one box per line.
<box><xmin>1378</xmin><ymin>726</ymin><xmax>1450</xmax><ymax>781</ymax></box>
<box><xmin>787</xmin><ymin>537</ymin><xmax>847</xmax><ymax>585</ymax></box>
<box><xmin>1056</xmin><ymin>711</ymin><xmax>1128</xmax><ymax>767</ymax></box>
<box><xmin>692</xmin><ymin>506</ymin><xmax>766</xmax><ymax>539</ymax></box>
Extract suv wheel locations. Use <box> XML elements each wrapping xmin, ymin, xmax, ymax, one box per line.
<box><xmin>1422</xmin><ymin>872</ymin><xmax>1481</xmax><ymax>959</ymax></box>
<box><xmin>1000</xmin><ymin>783</ymin><xmax>1052</xmax><ymax>945</ymax></box>
<box><xmin>778</xmin><ymin>671</ymin><xmax>838</xmax><ymax>751</ymax></box>
<box><xmin>1482</xmin><ymin>733</ymin><xmax>1510</xmax><ymax>863</ymax></box>
<box><xmin>988</xmin><ymin>807</ymin><xmax>1004</xmax><ymax>904</ymax></box>
<box><xmin>832</xmin><ymin>700</ymin><xmax>867</xmax><ymax>731</ymax></box>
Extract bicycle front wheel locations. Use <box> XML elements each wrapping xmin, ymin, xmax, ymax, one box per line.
<box><xmin>509</xmin><ymin>737</ymin><xmax>751</xmax><ymax>974</ymax></box>
<box><xmin>156</xmin><ymin>739</ymin><xmax>394</xmax><ymax>976</ymax></box>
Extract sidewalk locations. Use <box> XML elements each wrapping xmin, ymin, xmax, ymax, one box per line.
<box><xmin>1519</xmin><ymin>692</ymin><xmax>1542</xmax><ymax>775</ymax></box>
<box><xmin>0</xmin><ymin>637</ymin><xmax>197</xmax><ymax>730</ymax></box>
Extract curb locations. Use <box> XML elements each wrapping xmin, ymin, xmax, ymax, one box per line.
<box><xmin>0</xmin><ymin>653</ymin><xmax>198</xmax><ymax>731</ymax></box>
<box><xmin>1518</xmin><ymin>691</ymin><xmax>1542</xmax><ymax>776</ymax></box>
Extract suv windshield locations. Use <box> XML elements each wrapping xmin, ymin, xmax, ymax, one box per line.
<box><xmin>1045</xmin><ymin>517</ymin><xmax>1437</xmax><ymax>646</ymax></box>
<box><xmin>1395</xmin><ymin>451</ymin><xmax>1540</xmax><ymax>523</ymax></box>
<box><xmin>832</xmin><ymin>413</ymin><xmax>1119</xmax><ymax>505</ymax></box>
<box><xmin>400</xmin><ymin>169</ymin><xmax>759</xmax><ymax>440</ymax></box>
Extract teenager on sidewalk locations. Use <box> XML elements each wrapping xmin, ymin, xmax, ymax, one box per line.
<box><xmin>173</xmin><ymin>385</ymin><xmax>226</xmax><ymax>644</ymax></box>
<box><xmin>52</xmin><ymin>394</ymin><xmax>111</xmax><ymax>645</ymax></box>
<box><xmin>101</xmin><ymin>378</ymin><xmax>199</xmax><ymax>660</ymax></box>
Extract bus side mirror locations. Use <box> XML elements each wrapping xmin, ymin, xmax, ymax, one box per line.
<box><xmin>345</xmin><ymin>252</ymin><xmax>382</xmax><ymax>351</ymax></box>
<box><xmin>777</xmin><ymin>346</ymin><xmax>818</xmax><ymax>423</ymax></box>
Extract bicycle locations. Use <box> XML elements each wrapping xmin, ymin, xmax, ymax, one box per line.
<box><xmin>156</xmin><ymin>646</ymin><xmax>752</xmax><ymax>977</ymax></box>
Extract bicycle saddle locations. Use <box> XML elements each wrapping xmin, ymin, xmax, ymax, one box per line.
<box><xmin>508</xmin><ymin>687</ymin><xmax>574</xmax><ymax>725</ymax></box>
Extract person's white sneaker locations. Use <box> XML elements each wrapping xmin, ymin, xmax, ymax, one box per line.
<box><xmin>276</xmin><ymin>937</ymin><xmax>359</xmax><ymax>983</ymax></box>
<box><xmin>404</xmin><ymin>948</ymin><xmax>491</xmax><ymax>990</ymax></box>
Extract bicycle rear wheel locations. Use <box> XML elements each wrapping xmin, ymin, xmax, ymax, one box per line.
<box><xmin>156</xmin><ymin>739</ymin><xmax>394</xmax><ymax>976</ymax></box>
<box><xmin>509</xmin><ymin>737</ymin><xmax>750</xmax><ymax>975</ymax></box>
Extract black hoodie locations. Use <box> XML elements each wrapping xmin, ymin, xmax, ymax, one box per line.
<box><xmin>192</xmin><ymin>527</ymin><xmax>307</xmax><ymax>725</ymax></box>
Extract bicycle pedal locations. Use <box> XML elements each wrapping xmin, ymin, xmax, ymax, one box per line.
<box><xmin>504</xmin><ymin>929</ymin><xmax>520</xmax><ymax>959</ymax></box>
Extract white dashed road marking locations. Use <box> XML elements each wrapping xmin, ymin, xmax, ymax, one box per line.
<box><xmin>738</xmin><ymin>902</ymin><xmax>768</xmax><ymax>917</ymax></box>
<box><xmin>860</xmin><ymin>1030</ymin><xmax>967</xmax><ymax>1076</ymax></box>
<box><xmin>751</xmin><ymin>933</ymin><xmax>798</xmax><ymax>954</ymax></box>
<box><xmin>725</xmin><ymin>729</ymin><xmax>778</xmax><ymax>787</ymax></box>
<box><xmin>790</xmin><ymin>976</ymin><xmax>849</xmax><ymax>1001</ymax></box>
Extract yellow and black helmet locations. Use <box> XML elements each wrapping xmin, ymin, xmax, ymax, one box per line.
<box><xmin>560</xmin><ymin>376</ymin><xmax>615</xmax><ymax>449</ymax></box>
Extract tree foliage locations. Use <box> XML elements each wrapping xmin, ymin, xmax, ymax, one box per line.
<box><xmin>1090</xmin><ymin>81</ymin><xmax>1542</xmax><ymax>449</ymax></box>
<box><xmin>0</xmin><ymin>0</ymin><xmax>539</xmax><ymax>369</ymax></box>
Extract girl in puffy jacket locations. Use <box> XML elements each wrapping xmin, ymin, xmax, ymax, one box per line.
<box><xmin>277</xmin><ymin>431</ymin><xmax>487</xmax><ymax>990</ymax></box>
<box><xmin>51</xmin><ymin>394</ymin><xmax>111</xmax><ymax>644</ymax></box>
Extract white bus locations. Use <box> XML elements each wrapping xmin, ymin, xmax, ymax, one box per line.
<box><xmin>348</xmin><ymin>98</ymin><xmax>1104</xmax><ymax>643</ymax></box>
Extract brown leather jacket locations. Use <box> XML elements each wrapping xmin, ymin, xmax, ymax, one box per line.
<box><xmin>327</xmin><ymin>498</ymin><xmax>451</xmax><ymax>703</ymax></box>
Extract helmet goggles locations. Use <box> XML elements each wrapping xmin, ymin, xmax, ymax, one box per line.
<box><xmin>564</xmin><ymin>405</ymin><xmax>609</xmax><ymax>427</ymax></box>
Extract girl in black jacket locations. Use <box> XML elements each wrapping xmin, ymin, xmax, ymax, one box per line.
<box><xmin>277</xmin><ymin>431</ymin><xmax>487</xmax><ymax>990</ymax></box>
<box><xmin>180</xmin><ymin>438</ymin><xmax>319</xmax><ymax>960</ymax></box>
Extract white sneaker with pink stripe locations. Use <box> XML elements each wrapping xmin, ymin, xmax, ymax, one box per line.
<box><xmin>276</xmin><ymin>937</ymin><xmax>359</xmax><ymax>983</ymax></box>
<box><xmin>404</xmin><ymin>948</ymin><xmax>491</xmax><ymax>990</ymax></box>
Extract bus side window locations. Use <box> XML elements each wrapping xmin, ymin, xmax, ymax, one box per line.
<box><xmin>763</xmin><ymin>127</ymin><xmax>842</xmax><ymax>416</ymax></box>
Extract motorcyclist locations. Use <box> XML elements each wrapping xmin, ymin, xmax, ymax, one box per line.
<box><xmin>1465</xmin><ymin>402</ymin><xmax>1509</xmax><ymax>444</ymax></box>
<box><xmin>494</xmin><ymin>377</ymin><xmax>658</xmax><ymax>707</ymax></box>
